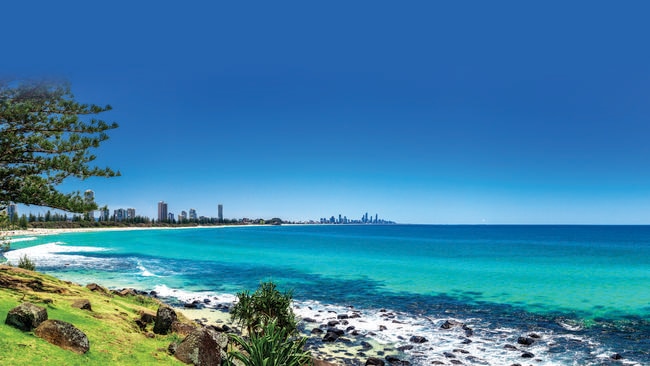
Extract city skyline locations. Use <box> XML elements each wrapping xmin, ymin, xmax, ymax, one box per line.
<box><xmin>3</xmin><ymin>2</ymin><xmax>650</xmax><ymax>224</ymax></box>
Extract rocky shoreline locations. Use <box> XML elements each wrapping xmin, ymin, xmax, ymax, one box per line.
<box><xmin>152</xmin><ymin>291</ymin><xmax>633</xmax><ymax>366</ymax></box>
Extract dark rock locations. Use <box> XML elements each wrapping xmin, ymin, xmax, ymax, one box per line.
<box><xmin>327</xmin><ymin>320</ymin><xmax>340</xmax><ymax>327</ymax></box>
<box><xmin>34</xmin><ymin>319</ymin><xmax>89</xmax><ymax>354</ymax></box>
<box><xmin>203</xmin><ymin>298</ymin><xmax>211</xmax><ymax>304</ymax></box>
<box><xmin>331</xmin><ymin>328</ymin><xmax>345</xmax><ymax>336</ymax></box>
<box><xmin>443</xmin><ymin>352</ymin><xmax>456</xmax><ymax>358</ymax></box>
<box><xmin>323</xmin><ymin>330</ymin><xmax>340</xmax><ymax>342</ymax></box>
<box><xmin>467</xmin><ymin>356</ymin><xmax>489</xmax><ymax>365</ymax></box>
<box><xmin>517</xmin><ymin>336</ymin><xmax>535</xmax><ymax>346</ymax></box>
<box><xmin>153</xmin><ymin>305</ymin><xmax>178</xmax><ymax>335</ymax></box>
<box><xmin>5</xmin><ymin>302</ymin><xmax>48</xmax><ymax>331</ymax></box>
<box><xmin>360</xmin><ymin>341</ymin><xmax>373</xmax><ymax>349</ymax></box>
<box><xmin>350</xmin><ymin>313</ymin><xmax>361</xmax><ymax>318</ymax></box>
<box><xmin>611</xmin><ymin>353</ymin><xmax>623</xmax><ymax>360</ymax></box>
<box><xmin>521</xmin><ymin>351</ymin><xmax>535</xmax><ymax>358</ymax></box>
<box><xmin>449</xmin><ymin>361</ymin><xmax>462</xmax><ymax>365</ymax></box>
<box><xmin>351</xmin><ymin>330</ymin><xmax>360</xmax><ymax>336</ymax></box>
<box><xmin>337</xmin><ymin>314</ymin><xmax>349</xmax><ymax>319</ymax></box>
<box><xmin>146</xmin><ymin>332</ymin><xmax>155</xmax><ymax>338</ymax></box>
<box><xmin>461</xmin><ymin>338</ymin><xmax>472</xmax><ymax>344</ymax></box>
<box><xmin>172</xmin><ymin>321</ymin><xmax>197</xmax><ymax>336</ymax></box>
<box><xmin>409</xmin><ymin>335</ymin><xmax>428</xmax><ymax>343</ymax></box>
<box><xmin>504</xmin><ymin>344</ymin><xmax>518</xmax><ymax>351</ymax></box>
<box><xmin>174</xmin><ymin>327</ymin><xmax>226</xmax><ymax>365</ymax></box>
<box><xmin>365</xmin><ymin>357</ymin><xmax>385</xmax><ymax>366</ymax></box>
<box><xmin>138</xmin><ymin>310</ymin><xmax>156</xmax><ymax>324</ymax></box>
<box><xmin>440</xmin><ymin>319</ymin><xmax>464</xmax><ymax>329</ymax></box>
<box><xmin>385</xmin><ymin>355</ymin><xmax>410</xmax><ymax>365</ymax></box>
<box><xmin>379</xmin><ymin>325</ymin><xmax>387</xmax><ymax>331</ymax></box>
<box><xmin>149</xmin><ymin>290</ymin><xmax>158</xmax><ymax>296</ymax></box>
<box><xmin>431</xmin><ymin>362</ymin><xmax>445</xmax><ymax>365</ymax></box>
<box><xmin>397</xmin><ymin>345</ymin><xmax>413</xmax><ymax>351</ymax></box>
<box><xmin>117</xmin><ymin>288</ymin><xmax>137</xmax><ymax>297</ymax></box>
<box><xmin>311</xmin><ymin>328</ymin><xmax>324</xmax><ymax>334</ymax></box>
<box><xmin>392</xmin><ymin>320</ymin><xmax>405</xmax><ymax>324</ymax></box>
<box><xmin>453</xmin><ymin>348</ymin><xmax>470</xmax><ymax>354</ymax></box>
<box><xmin>463</xmin><ymin>325</ymin><xmax>474</xmax><ymax>337</ymax></box>
<box><xmin>529</xmin><ymin>333</ymin><xmax>541</xmax><ymax>339</ymax></box>
<box><xmin>303</xmin><ymin>317</ymin><xmax>318</xmax><ymax>323</ymax></box>
<box><xmin>346</xmin><ymin>326</ymin><xmax>355</xmax><ymax>332</ymax></box>
<box><xmin>71</xmin><ymin>299</ymin><xmax>92</xmax><ymax>311</ymax></box>
<box><xmin>86</xmin><ymin>283</ymin><xmax>108</xmax><ymax>293</ymax></box>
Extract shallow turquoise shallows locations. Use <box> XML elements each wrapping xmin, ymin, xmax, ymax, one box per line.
<box><xmin>6</xmin><ymin>225</ymin><xmax>650</xmax><ymax>365</ymax></box>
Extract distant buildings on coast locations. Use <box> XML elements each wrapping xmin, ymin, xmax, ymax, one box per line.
<box><xmin>319</xmin><ymin>212</ymin><xmax>395</xmax><ymax>225</ymax></box>
<box><xmin>9</xmin><ymin>189</ymin><xmax>395</xmax><ymax>226</ymax></box>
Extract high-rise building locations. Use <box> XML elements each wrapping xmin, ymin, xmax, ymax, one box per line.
<box><xmin>189</xmin><ymin>208</ymin><xmax>197</xmax><ymax>220</ymax></box>
<box><xmin>168</xmin><ymin>212</ymin><xmax>175</xmax><ymax>221</ymax></box>
<box><xmin>114</xmin><ymin>208</ymin><xmax>127</xmax><ymax>222</ymax></box>
<box><xmin>179</xmin><ymin>210</ymin><xmax>187</xmax><ymax>222</ymax></box>
<box><xmin>84</xmin><ymin>190</ymin><xmax>95</xmax><ymax>220</ymax></box>
<box><xmin>158</xmin><ymin>201</ymin><xmax>168</xmax><ymax>222</ymax></box>
<box><xmin>100</xmin><ymin>207</ymin><xmax>110</xmax><ymax>221</ymax></box>
<box><xmin>6</xmin><ymin>204</ymin><xmax>17</xmax><ymax>221</ymax></box>
<box><xmin>127</xmin><ymin>208</ymin><xmax>136</xmax><ymax>219</ymax></box>
<box><xmin>218</xmin><ymin>204</ymin><xmax>223</xmax><ymax>222</ymax></box>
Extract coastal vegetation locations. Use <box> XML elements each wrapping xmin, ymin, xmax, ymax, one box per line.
<box><xmin>0</xmin><ymin>80</ymin><xmax>120</xmax><ymax>214</ymax></box>
<box><xmin>228</xmin><ymin>281</ymin><xmax>312</xmax><ymax>366</ymax></box>
<box><xmin>0</xmin><ymin>265</ymin><xmax>187</xmax><ymax>364</ymax></box>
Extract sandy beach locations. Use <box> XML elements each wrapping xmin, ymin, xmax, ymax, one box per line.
<box><xmin>1</xmin><ymin>224</ymin><xmax>258</xmax><ymax>239</ymax></box>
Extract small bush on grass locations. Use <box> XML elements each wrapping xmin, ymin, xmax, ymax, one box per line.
<box><xmin>17</xmin><ymin>254</ymin><xmax>35</xmax><ymax>271</ymax></box>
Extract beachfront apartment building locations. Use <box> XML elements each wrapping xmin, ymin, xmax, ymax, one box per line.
<box><xmin>127</xmin><ymin>208</ymin><xmax>136</xmax><ymax>219</ymax></box>
<box><xmin>84</xmin><ymin>190</ymin><xmax>95</xmax><ymax>220</ymax></box>
<box><xmin>189</xmin><ymin>209</ymin><xmax>197</xmax><ymax>220</ymax></box>
<box><xmin>6</xmin><ymin>203</ymin><xmax>17</xmax><ymax>221</ymax></box>
<box><xmin>158</xmin><ymin>201</ymin><xmax>168</xmax><ymax>222</ymax></box>
<box><xmin>218</xmin><ymin>204</ymin><xmax>223</xmax><ymax>222</ymax></box>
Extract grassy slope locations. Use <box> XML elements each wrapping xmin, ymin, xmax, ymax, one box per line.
<box><xmin>0</xmin><ymin>265</ymin><xmax>187</xmax><ymax>365</ymax></box>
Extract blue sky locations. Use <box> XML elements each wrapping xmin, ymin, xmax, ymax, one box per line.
<box><xmin>3</xmin><ymin>1</ymin><xmax>650</xmax><ymax>224</ymax></box>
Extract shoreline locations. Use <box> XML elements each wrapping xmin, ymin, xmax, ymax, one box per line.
<box><xmin>2</xmin><ymin>224</ymin><xmax>271</xmax><ymax>238</ymax></box>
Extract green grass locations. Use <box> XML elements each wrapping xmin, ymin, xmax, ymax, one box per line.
<box><xmin>0</xmin><ymin>265</ymin><xmax>187</xmax><ymax>365</ymax></box>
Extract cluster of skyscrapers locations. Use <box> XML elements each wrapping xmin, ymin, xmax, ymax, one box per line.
<box><xmin>158</xmin><ymin>201</ymin><xmax>224</xmax><ymax>223</ymax></box>
<box><xmin>320</xmin><ymin>212</ymin><xmax>394</xmax><ymax>225</ymax></box>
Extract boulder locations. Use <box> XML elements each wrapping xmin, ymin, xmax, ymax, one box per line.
<box><xmin>517</xmin><ymin>336</ymin><xmax>535</xmax><ymax>346</ymax></box>
<box><xmin>521</xmin><ymin>351</ymin><xmax>535</xmax><ymax>358</ymax></box>
<box><xmin>34</xmin><ymin>319</ymin><xmax>89</xmax><ymax>354</ymax></box>
<box><xmin>86</xmin><ymin>283</ymin><xmax>108</xmax><ymax>293</ymax></box>
<box><xmin>440</xmin><ymin>319</ymin><xmax>464</xmax><ymax>330</ymax></box>
<box><xmin>153</xmin><ymin>305</ymin><xmax>178</xmax><ymax>335</ymax></box>
<box><xmin>174</xmin><ymin>327</ymin><xmax>226</xmax><ymax>365</ymax></box>
<box><xmin>322</xmin><ymin>330</ymin><xmax>341</xmax><ymax>342</ymax></box>
<box><xmin>409</xmin><ymin>335</ymin><xmax>428</xmax><ymax>343</ymax></box>
<box><xmin>365</xmin><ymin>357</ymin><xmax>385</xmax><ymax>366</ymax></box>
<box><xmin>172</xmin><ymin>321</ymin><xmax>197</xmax><ymax>336</ymax></box>
<box><xmin>5</xmin><ymin>302</ymin><xmax>48</xmax><ymax>331</ymax></box>
<box><xmin>71</xmin><ymin>299</ymin><xmax>92</xmax><ymax>311</ymax></box>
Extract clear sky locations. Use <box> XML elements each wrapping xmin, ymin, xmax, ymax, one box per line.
<box><xmin>3</xmin><ymin>1</ymin><xmax>650</xmax><ymax>224</ymax></box>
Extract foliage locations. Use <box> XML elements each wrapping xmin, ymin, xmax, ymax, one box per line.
<box><xmin>17</xmin><ymin>254</ymin><xmax>35</xmax><ymax>270</ymax></box>
<box><xmin>230</xmin><ymin>281</ymin><xmax>297</xmax><ymax>337</ymax></box>
<box><xmin>226</xmin><ymin>320</ymin><xmax>312</xmax><ymax>366</ymax></box>
<box><xmin>0</xmin><ymin>80</ymin><xmax>119</xmax><ymax>213</ymax></box>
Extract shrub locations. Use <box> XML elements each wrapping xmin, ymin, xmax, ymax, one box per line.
<box><xmin>17</xmin><ymin>254</ymin><xmax>35</xmax><ymax>271</ymax></box>
<box><xmin>230</xmin><ymin>281</ymin><xmax>297</xmax><ymax>336</ymax></box>
<box><xmin>226</xmin><ymin>320</ymin><xmax>312</xmax><ymax>366</ymax></box>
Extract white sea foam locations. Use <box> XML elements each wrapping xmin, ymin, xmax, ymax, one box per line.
<box><xmin>3</xmin><ymin>242</ymin><xmax>110</xmax><ymax>268</ymax></box>
<box><xmin>136</xmin><ymin>262</ymin><xmax>159</xmax><ymax>277</ymax></box>
<box><xmin>5</xmin><ymin>236</ymin><xmax>38</xmax><ymax>243</ymax></box>
<box><xmin>152</xmin><ymin>284</ymin><xmax>237</xmax><ymax>305</ymax></box>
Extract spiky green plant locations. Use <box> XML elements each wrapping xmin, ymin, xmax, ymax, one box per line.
<box><xmin>230</xmin><ymin>281</ymin><xmax>297</xmax><ymax>337</ymax></box>
<box><xmin>226</xmin><ymin>320</ymin><xmax>312</xmax><ymax>366</ymax></box>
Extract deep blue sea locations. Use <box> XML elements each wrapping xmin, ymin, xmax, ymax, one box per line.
<box><xmin>5</xmin><ymin>225</ymin><xmax>650</xmax><ymax>365</ymax></box>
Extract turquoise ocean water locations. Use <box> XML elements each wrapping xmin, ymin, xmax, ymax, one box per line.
<box><xmin>5</xmin><ymin>225</ymin><xmax>650</xmax><ymax>365</ymax></box>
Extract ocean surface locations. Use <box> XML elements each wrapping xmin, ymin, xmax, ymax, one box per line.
<box><xmin>4</xmin><ymin>225</ymin><xmax>650</xmax><ymax>365</ymax></box>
